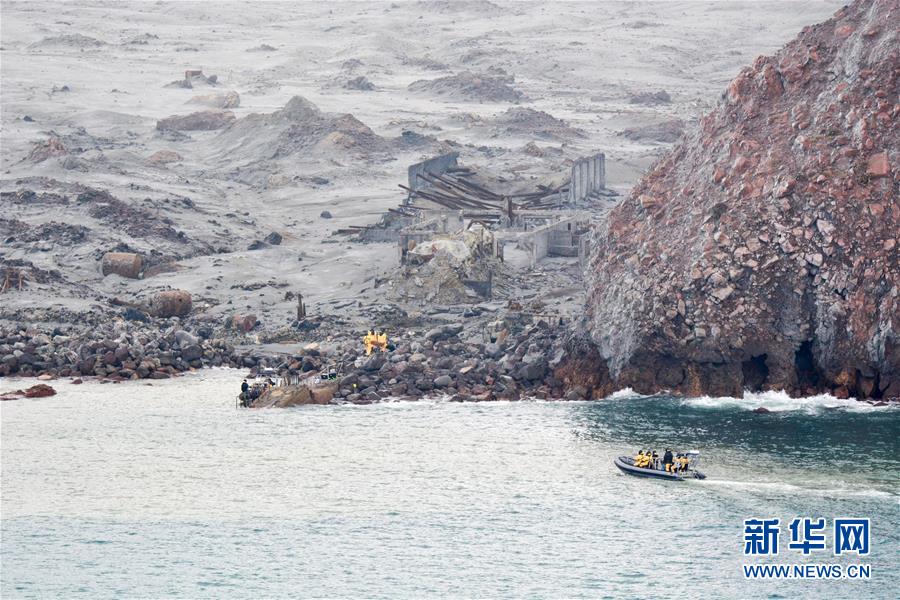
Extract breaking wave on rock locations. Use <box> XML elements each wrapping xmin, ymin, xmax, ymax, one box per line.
<box><xmin>681</xmin><ymin>390</ymin><xmax>896</xmax><ymax>414</ymax></box>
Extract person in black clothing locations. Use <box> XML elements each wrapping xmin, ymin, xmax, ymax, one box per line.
<box><xmin>663</xmin><ymin>448</ymin><xmax>674</xmax><ymax>473</ymax></box>
<box><xmin>241</xmin><ymin>380</ymin><xmax>249</xmax><ymax>394</ymax></box>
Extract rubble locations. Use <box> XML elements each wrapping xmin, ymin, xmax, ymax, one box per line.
<box><xmin>75</xmin><ymin>188</ymin><xmax>190</xmax><ymax>242</ymax></box>
<box><xmin>1</xmin><ymin>219</ymin><xmax>89</xmax><ymax>247</ymax></box>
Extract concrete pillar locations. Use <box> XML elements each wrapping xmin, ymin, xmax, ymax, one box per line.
<box><xmin>599</xmin><ymin>153</ymin><xmax>606</xmax><ymax>188</ymax></box>
<box><xmin>577</xmin><ymin>160</ymin><xmax>584</xmax><ymax>200</ymax></box>
<box><xmin>569</xmin><ymin>164</ymin><xmax>576</xmax><ymax>204</ymax></box>
<box><xmin>584</xmin><ymin>159</ymin><xmax>591</xmax><ymax>195</ymax></box>
<box><xmin>588</xmin><ymin>158</ymin><xmax>595</xmax><ymax>193</ymax></box>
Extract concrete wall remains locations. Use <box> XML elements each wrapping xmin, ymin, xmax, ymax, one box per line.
<box><xmin>407</xmin><ymin>152</ymin><xmax>460</xmax><ymax>192</ymax></box>
<box><xmin>513</xmin><ymin>216</ymin><xmax>584</xmax><ymax>267</ymax></box>
<box><xmin>568</xmin><ymin>153</ymin><xmax>605</xmax><ymax>206</ymax></box>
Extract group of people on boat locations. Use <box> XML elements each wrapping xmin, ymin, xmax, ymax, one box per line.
<box><xmin>633</xmin><ymin>448</ymin><xmax>690</xmax><ymax>473</ymax></box>
<box><xmin>363</xmin><ymin>329</ymin><xmax>391</xmax><ymax>355</ymax></box>
<box><xmin>238</xmin><ymin>378</ymin><xmax>274</xmax><ymax>407</ymax></box>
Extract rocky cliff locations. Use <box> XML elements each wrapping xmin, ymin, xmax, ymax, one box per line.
<box><xmin>579</xmin><ymin>0</ymin><xmax>898</xmax><ymax>399</ymax></box>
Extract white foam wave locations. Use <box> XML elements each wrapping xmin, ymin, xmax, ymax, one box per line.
<box><xmin>607</xmin><ymin>387</ymin><xmax>639</xmax><ymax>400</ymax></box>
<box><xmin>682</xmin><ymin>390</ymin><xmax>896</xmax><ymax>414</ymax></box>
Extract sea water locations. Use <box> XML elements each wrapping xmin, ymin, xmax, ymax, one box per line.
<box><xmin>1</xmin><ymin>370</ymin><xmax>898</xmax><ymax>598</ymax></box>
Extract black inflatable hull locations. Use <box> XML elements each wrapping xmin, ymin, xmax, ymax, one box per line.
<box><xmin>614</xmin><ymin>456</ymin><xmax>706</xmax><ymax>480</ymax></box>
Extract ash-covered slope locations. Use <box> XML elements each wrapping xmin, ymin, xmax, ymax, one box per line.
<box><xmin>580</xmin><ymin>0</ymin><xmax>898</xmax><ymax>400</ymax></box>
<box><xmin>210</xmin><ymin>96</ymin><xmax>389</xmax><ymax>165</ymax></box>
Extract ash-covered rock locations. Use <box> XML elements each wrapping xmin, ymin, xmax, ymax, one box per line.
<box><xmin>29</xmin><ymin>33</ymin><xmax>106</xmax><ymax>50</ymax></box>
<box><xmin>343</xmin><ymin>76</ymin><xmax>376</xmax><ymax>91</ymax></box>
<box><xmin>628</xmin><ymin>90</ymin><xmax>671</xmax><ymax>105</ymax></box>
<box><xmin>490</xmin><ymin>107</ymin><xmax>585</xmax><ymax>140</ymax></box>
<box><xmin>188</xmin><ymin>91</ymin><xmax>241</xmax><ymax>109</ymax></box>
<box><xmin>408</xmin><ymin>71</ymin><xmax>527</xmax><ymax>103</ymax></box>
<box><xmin>620</xmin><ymin>119</ymin><xmax>685</xmax><ymax>144</ymax></box>
<box><xmin>156</xmin><ymin>110</ymin><xmax>236</xmax><ymax>131</ymax></box>
<box><xmin>211</xmin><ymin>96</ymin><xmax>390</xmax><ymax>165</ymax></box>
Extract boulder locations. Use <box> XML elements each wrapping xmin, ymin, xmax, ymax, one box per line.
<box><xmin>425</xmin><ymin>324</ymin><xmax>463</xmax><ymax>342</ymax></box>
<box><xmin>24</xmin><ymin>384</ymin><xmax>56</xmax><ymax>398</ymax></box>
<box><xmin>101</xmin><ymin>252</ymin><xmax>142</xmax><ymax>279</ymax></box>
<box><xmin>181</xmin><ymin>344</ymin><xmax>203</xmax><ymax>361</ymax></box>
<box><xmin>515</xmin><ymin>359</ymin><xmax>547</xmax><ymax>382</ymax></box>
<box><xmin>362</xmin><ymin>354</ymin><xmax>386</xmax><ymax>372</ymax></box>
<box><xmin>174</xmin><ymin>330</ymin><xmax>198</xmax><ymax>348</ymax></box>
<box><xmin>256</xmin><ymin>384</ymin><xmax>331</xmax><ymax>408</ymax></box>
<box><xmin>123</xmin><ymin>307</ymin><xmax>149</xmax><ymax>322</ymax></box>
<box><xmin>433</xmin><ymin>374</ymin><xmax>453</xmax><ymax>387</ymax></box>
<box><xmin>231</xmin><ymin>314</ymin><xmax>258</xmax><ymax>332</ymax></box>
<box><xmin>309</xmin><ymin>382</ymin><xmax>338</xmax><ymax>404</ymax></box>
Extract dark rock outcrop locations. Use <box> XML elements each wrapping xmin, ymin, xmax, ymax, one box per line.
<box><xmin>582</xmin><ymin>0</ymin><xmax>898</xmax><ymax>399</ymax></box>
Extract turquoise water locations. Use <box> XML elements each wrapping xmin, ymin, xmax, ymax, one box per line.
<box><xmin>1</xmin><ymin>370</ymin><xmax>898</xmax><ymax>598</ymax></box>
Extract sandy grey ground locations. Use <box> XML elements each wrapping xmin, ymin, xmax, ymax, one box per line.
<box><xmin>1</xmin><ymin>1</ymin><xmax>843</xmax><ymax>331</ymax></box>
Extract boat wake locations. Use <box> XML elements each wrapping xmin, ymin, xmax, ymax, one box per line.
<box><xmin>697</xmin><ymin>478</ymin><xmax>897</xmax><ymax>499</ymax></box>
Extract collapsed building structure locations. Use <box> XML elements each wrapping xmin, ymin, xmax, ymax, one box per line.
<box><xmin>339</xmin><ymin>151</ymin><xmax>614</xmax><ymax>304</ymax></box>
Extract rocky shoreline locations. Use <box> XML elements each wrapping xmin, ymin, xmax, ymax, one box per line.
<box><xmin>0</xmin><ymin>307</ymin><xmax>579</xmax><ymax>403</ymax></box>
<box><xmin>4</xmin><ymin>310</ymin><xmax>897</xmax><ymax>406</ymax></box>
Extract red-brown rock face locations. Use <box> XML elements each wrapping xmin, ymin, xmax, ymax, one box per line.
<box><xmin>582</xmin><ymin>0</ymin><xmax>898</xmax><ymax>399</ymax></box>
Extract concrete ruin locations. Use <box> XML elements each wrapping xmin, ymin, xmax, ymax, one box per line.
<box><xmin>568</xmin><ymin>153</ymin><xmax>605</xmax><ymax>206</ymax></box>
<box><xmin>406</xmin><ymin>152</ymin><xmax>459</xmax><ymax>194</ymax></box>
<box><xmin>339</xmin><ymin>152</ymin><xmax>613</xmax><ymax>304</ymax></box>
<box><xmin>500</xmin><ymin>214</ymin><xmax>591</xmax><ymax>267</ymax></box>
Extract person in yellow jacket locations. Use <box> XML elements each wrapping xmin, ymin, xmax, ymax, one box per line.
<box><xmin>638</xmin><ymin>451</ymin><xmax>651</xmax><ymax>468</ymax></box>
<box><xmin>377</xmin><ymin>330</ymin><xmax>389</xmax><ymax>353</ymax></box>
<box><xmin>679</xmin><ymin>454</ymin><xmax>690</xmax><ymax>472</ymax></box>
<box><xmin>633</xmin><ymin>450</ymin><xmax>645</xmax><ymax>466</ymax></box>
<box><xmin>364</xmin><ymin>329</ymin><xmax>376</xmax><ymax>355</ymax></box>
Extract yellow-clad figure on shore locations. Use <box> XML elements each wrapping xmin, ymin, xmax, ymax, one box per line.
<box><xmin>377</xmin><ymin>331</ymin><xmax>389</xmax><ymax>353</ymax></box>
<box><xmin>364</xmin><ymin>329</ymin><xmax>376</xmax><ymax>356</ymax></box>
